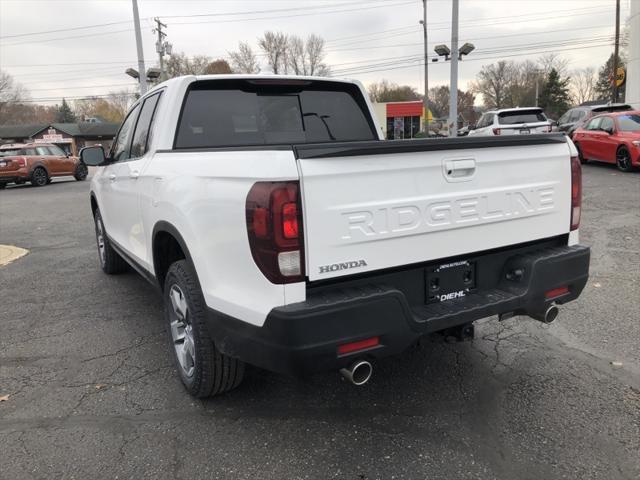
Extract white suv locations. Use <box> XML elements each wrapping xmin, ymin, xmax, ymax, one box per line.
<box><xmin>469</xmin><ymin>107</ymin><xmax>552</xmax><ymax>136</ymax></box>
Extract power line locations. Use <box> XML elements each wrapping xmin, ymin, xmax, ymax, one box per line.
<box><xmin>9</xmin><ymin>93</ymin><xmax>139</xmax><ymax>104</ymax></box>
<box><xmin>169</xmin><ymin>1</ymin><xmax>416</xmax><ymax>26</ymax></box>
<box><xmin>160</xmin><ymin>1</ymin><xmax>395</xmax><ymax>19</ymax></box>
<box><xmin>27</xmin><ymin>82</ymin><xmax>138</xmax><ymax>92</ymax></box>
<box><xmin>0</xmin><ymin>19</ymin><xmax>136</xmax><ymax>40</ymax></box>
<box><xmin>331</xmin><ymin>42</ymin><xmax>615</xmax><ymax>76</ymax></box>
<box><xmin>0</xmin><ymin>28</ymin><xmax>134</xmax><ymax>48</ymax></box>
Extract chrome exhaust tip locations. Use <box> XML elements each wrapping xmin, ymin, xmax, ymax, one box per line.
<box><xmin>340</xmin><ymin>360</ymin><xmax>373</xmax><ymax>386</ymax></box>
<box><xmin>530</xmin><ymin>305</ymin><xmax>559</xmax><ymax>324</ymax></box>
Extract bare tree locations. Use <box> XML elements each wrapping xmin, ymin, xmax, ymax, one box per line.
<box><xmin>165</xmin><ymin>52</ymin><xmax>213</xmax><ymax>78</ymax></box>
<box><xmin>258</xmin><ymin>31</ymin><xmax>289</xmax><ymax>74</ymax></box>
<box><xmin>471</xmin><ymin>61</ymin><xmax>514</xmax><ymax>109</ymax></box>
<box><xmin>305</xmin><ymin>34</ymin><xmax>329</xmax><ymax>76</ymax></box>
<box><xmin>286</xmin><ymin>34</ymin><xmax>329</xmax><ymax>76</ymax></box>
<box><xmin>229</xmin><ymin>42</ymin><xmax>260</xmax><ymax>74</ymax></box>
<box><xmin>368</xmin><ymin>80</ymin><xmax>421</xmax><ymax>102</ymax></box>
<box><xmin>0</xmin><ymin>70</ymin><xmax>28</xmax><ymax>123</ymax></box>
<box><xmin>538</xmin><ymin>53</ymin><xmax>569</xmax><ymax>78</ymax></box>
<box><xmin>570</xmin><ymin>67</ymin><xmax>597</xmax><ymax>105</ymax></box>
<box><xmin>203</xmin><ymin>59</ymin><xmax>233</xmax><ymax>74</ymax></box>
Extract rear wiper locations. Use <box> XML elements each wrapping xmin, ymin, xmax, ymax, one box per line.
<box><xmin>303</xmin><ymin>112</ymin><xmax>336</xmax><ymax>141</ymax></box>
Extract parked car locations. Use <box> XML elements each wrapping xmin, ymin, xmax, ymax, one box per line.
<box><xmin>557</xmin><ymin>103</ymin><xmax>632</xmax><ymax>138</ymax></box>
<box><xmin>467</xmin><ymin>107</ymin><xmax>552</xmax><ymax>136</ymax></box>
<box><xmin>0</xmin><ymin>142</ymin><xmax>88</xmax><ymax>188</ymax></box>
<box><xmin>81</xmin><ymin>75</ymin><xmax>589</xmax><ymax>397</ymax></box>
<box><xmin>572</xmin><ymin>111</ymin><xmax>640</xmax><ymax>172</ymax></box>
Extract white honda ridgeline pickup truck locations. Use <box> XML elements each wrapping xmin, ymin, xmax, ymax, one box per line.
<box><xmin>81</xmin><ymin>75</ymin><xmax>590</xmax><ymax>397</ymax></box>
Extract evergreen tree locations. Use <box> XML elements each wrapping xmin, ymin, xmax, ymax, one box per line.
<box><xmin>538</xmin><ymin>68</ymin><xmax>571</xmax><ymax>119</ymax></box>
<box><xmin>594</xmin><ymin>53</ymin><xmax>625</xmax><ymax>102</ymax></box>
<box><xmin>56</xmin><ymin>98</ymin><xmax>76</xmax><ymax>123</ymax></box>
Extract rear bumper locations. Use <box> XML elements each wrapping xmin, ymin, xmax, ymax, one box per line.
<box><xmin>205</xmin><ymin>242</ymin><xmax>590</xmax><ymax>376</ymax></box>
<box><xmin>0</xmin><ymin>169</ymin><xmax>29</xmax><ymax>183</ymax></box>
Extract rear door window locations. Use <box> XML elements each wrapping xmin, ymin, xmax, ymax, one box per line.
<box><xmin>616</xmin><ymin>114</ymin><xmax>640</xmax><ymax>132</ymax></box>
<box><xmin>498</xmin><ymin>110</ymin><xmax>547</xmax><ymax>124</ymax></box>
<box><xmin>35</xmin><ymin>146</ymin><xmax>49</xmax><ymax>156</ymax></box>
<box><xmin>110</xmin><ymin>104</ymin><xmax>141</xmax><ymax>161</ymax></box>
<box><xmin>175</xmin><ymin>80</ymin><xmax>377</xmax><ymax>149</ymax></box>
<box><xmin>130</xmin><ymin>92</ymin><xmax>162</xmax><ymax>158</ymax></box>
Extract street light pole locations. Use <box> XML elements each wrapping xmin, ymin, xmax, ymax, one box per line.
<box><xmin>422</xmin><ymin>0</ymin><xmax>429</xmax><ymax>134</ymax></box>
<box><xmin>449</xmin><ymin>0</ymin><xmax>459</xmax><ymax>137</ymax></box>
<box><xmin>613</xmin><ymin>0</ymin><xmax>620</xmax><ymax>103</ymax></box>
<box><xmin>131</xmin><ymin>0</ymin><xmax>147</xmax><ymax>94</ymax></box>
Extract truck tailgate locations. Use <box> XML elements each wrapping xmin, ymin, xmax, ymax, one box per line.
<box><xmin>295</xmin><ymin>135</ymin><xmax>572</xmax><ymax>281</ymax></box>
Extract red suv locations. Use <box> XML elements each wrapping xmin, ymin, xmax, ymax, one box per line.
<box><xmin>0</xmin><ymin>143</ymin><xmax>88</xmax><ymax>188</ymax></box>
<box><xmin>572</xmin><ymin>111</ymin><xmax>640</xmax><ymax>172</ymax></box>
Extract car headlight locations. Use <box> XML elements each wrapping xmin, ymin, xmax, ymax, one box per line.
<box><xmin>632</xmin><ymin>140</ymin><xmax>640</xmax><ymax>147</ymax></box>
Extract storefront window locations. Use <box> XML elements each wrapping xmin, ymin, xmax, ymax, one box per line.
<box><xmin>387</xmin><ymin>115</ymin><xmax>421</xmax><ymax>140</ymax></box>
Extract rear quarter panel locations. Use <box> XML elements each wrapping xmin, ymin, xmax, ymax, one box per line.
<box><xmin>140</xmin><ymin>149</ymin><xmax>301</xmax><ymax>326</ymax></box>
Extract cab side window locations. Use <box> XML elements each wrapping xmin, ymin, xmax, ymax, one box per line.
<box><xmin>110</xmin><ymin>104</ymin><xmax>141</xmax><ymax>162</ymax></box>
<box><xmin>35</xmin><ymin>146</ymin><xmax>49</xmax><ymax>156</ymax></box>
<box><xmin>130</xmin><ymin>92</ymin><xmax>162</xmax><ymax>158</ymax></box>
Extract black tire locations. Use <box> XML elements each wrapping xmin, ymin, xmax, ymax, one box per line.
<box><xmin>574</xmin><ymin>143</ymin><xmax>587</xmax><ymax>164</ymax></box>
<box><xmin>31</xmin><ymin>167</ymin><xmax>48</xmax><ymax>187</ymax></box>
<box><xmin>93</xmin><ymin>209</ymin><xmax>129</xmax><ymax>274</ymax></box>
<box><xmin>74</xmin><ymin>162</ymin><xmax>88</xmax><ymax>181</ymax></box>
<box><xmin>616</xmin><ymin>146</ymin><xmax>633</xmax><ymax>172</ymax></box>
<box><xmin>164</xmin><ymin>260</ymin><xmax>245</xmax><ymax>398</ymax></box>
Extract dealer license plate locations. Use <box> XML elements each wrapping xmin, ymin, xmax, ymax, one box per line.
<box><xmin>426</xmin><ymin>260</ymin><xmax>476</xmax><ymax>303</ymax></box>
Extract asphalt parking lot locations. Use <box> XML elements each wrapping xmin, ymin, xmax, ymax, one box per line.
<box><xmin>0</xmin><ymin>163</ymin><xmax>638</xmax><ymax>480</ymax></box>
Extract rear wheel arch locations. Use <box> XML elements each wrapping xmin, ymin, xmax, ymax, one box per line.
<box><xmin>152</xmin><ymin>221</ymin><xmax>198</xmax><ymax>291</ymax></box>
<box><xmin>90</xmin><ymin>193</ymin><xmax>99</xmax><ymax>216</ymax></box>
<box><xmin>29</xmin><ymin>162</ymin><xmax>49</xmax><ymax>177</ymax></box>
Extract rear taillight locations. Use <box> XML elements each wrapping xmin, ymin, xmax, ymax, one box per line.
<box><xmin>18</xmin><ymin>157</ymin><xmax>27</xmax><ymax>167</ymax></box>
<box><xmin>570</xmin><ymin>154</ymin><xmax>582</xmax><ymax>231</ymax></box>
<box><xmin>492</xmin><ymin>128</ymin><xmax>501</xmax><ymax>135</ymax></box>
<box><xmin>246</xmin><ymin>181</ymin><xmax>305</xmax><ymax>284</ymax></box>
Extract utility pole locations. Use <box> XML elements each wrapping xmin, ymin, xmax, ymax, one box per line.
<box><xmin>153</xmin><ymin>17</ymin><xmax>169</xmax><ymax>81</ymax></box>
<box><xmin>448</xmin><ymin>0</ymin><xmax>459</xmax><ymax>137</ymax></box>
<box><xmin>421</xmin><ymin>0</ymin><xmax>429</xmax><ymax>134</ymax></box>
<box><xmin>613</xmin><ymin>0</ymin><xmax>620</xmax><ymax>103</ymax></box>
<box><xmin>131</xmin><ymin>0</ymin><xmax>147</xmax><ymax>94</ymax></box>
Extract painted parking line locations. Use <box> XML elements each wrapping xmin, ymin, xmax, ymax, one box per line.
<box><xmin>0</xmin><ymin>244</ymin><xmax>28</xmax><ymax>266</ymax></box>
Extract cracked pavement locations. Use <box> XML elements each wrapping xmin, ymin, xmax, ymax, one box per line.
<box><xmin>0</xmin><ymin>164</ymin><xmax>639</xmax><ymax>480</ymax></box>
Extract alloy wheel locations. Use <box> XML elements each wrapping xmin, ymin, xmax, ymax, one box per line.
<box><xmin>95</xmin><ymin>216</ymin><xmax>106</xmax><ymax>266</ymax></box>
<box><xmin>616</xmin><ymin>149</ymin><xmax>631</xmax><ymax>171</ymax></box>
<box><xmin>168</xmin><ymin>284</ymin><xmax>196</xmax><ymax>377</ymax></box>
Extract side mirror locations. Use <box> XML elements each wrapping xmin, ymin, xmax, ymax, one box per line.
<box><xmin>80</xmin><ymin>145</ymin><xmax>107</xmax><ymax>166</ymax></box>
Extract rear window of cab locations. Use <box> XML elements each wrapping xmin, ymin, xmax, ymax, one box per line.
<box><xmin>174</xmin><ymin>80</ymin><xmax>377</xmax><ymax>149</ymax></box>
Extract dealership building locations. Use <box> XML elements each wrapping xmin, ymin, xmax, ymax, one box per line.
<box><xmin>0</xmin><ymin>122</ymin><xmax>118</xmax><ymax>155</ymax></box>
<box><xmin>371</xmin><ymin>101</ymin><xmax>434</xmax><ymax>139</ymax></box>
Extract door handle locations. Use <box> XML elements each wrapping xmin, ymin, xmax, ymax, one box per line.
<box><xmin>130</xmin><ymin>170</ymin><xmax>140</xmax><ymax>180</ymax></box>
<box><xmin>108</xmin><ymin>174</ymin><xmax>116</xmax><ymax>182</ymax></box>
<box><xmin>444</xmin><ymin>159</ymin><xmax>476</xmax><ymax>178</ymax></box>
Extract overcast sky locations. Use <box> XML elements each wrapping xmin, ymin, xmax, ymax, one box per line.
<box><xmin>0</xmin><ymin>0</ymin><xmax>632</xmax><ymax>104</ymax></box>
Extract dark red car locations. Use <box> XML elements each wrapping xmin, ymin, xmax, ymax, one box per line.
<box><xmin>572</xmin><ymin>111</ymin><xmax>640</xmax><ymax>172</ymax></box>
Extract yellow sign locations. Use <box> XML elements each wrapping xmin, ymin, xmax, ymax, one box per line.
<box><xmin>615</xmin><ymin>67</ymin><xmax>625</xmax><ymax>87</ymax></box>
